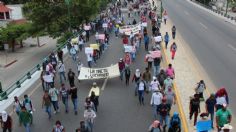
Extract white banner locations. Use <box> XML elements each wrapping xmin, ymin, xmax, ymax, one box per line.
<box><xmin>85</xmin><ymin>47</ymin><xmax>93</xmax><ymax>54</ymax></box>
<box><xmin>119</xmin><ymin>24</ymin><xmax>141</xmax><ymax>36</ymax></box>
<box><xmin>78</xmin><ymin>64</ymin><xmax>120</xmax><ymax>80</ymax></box>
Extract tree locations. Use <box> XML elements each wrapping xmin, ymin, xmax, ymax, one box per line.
<box><xmin>1</xmin><ymin>0</ymin><xmax>31</xmax><ymax>4</ymax></box>
<box><xmin>23</xmin><ymin>0</ymin><xmax>109</xmax><ymax>44</ymax></box>
<box><xmin>0</xmin><ymin>23</ymin><xmax>31</xmax><ymax>52</ymax></box>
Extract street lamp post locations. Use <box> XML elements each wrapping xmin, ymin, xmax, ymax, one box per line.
<box><xmin>225</xmin><ymin>0</ymin><xmax>229</xmax><ymax>16</ymax></box>
<box><xmin>65</xmin><ymin>0</ymin><xmax>72</xmax><ymax>32</ymax></box>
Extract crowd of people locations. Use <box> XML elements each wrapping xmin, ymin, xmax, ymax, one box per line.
<box><xmin>0</xmin><ymin>0</ymin><xmax>234</xmax><ymax>132</ymax></box>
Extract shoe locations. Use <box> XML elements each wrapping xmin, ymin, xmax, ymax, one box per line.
<box><xmin>75</xmin><ymin>111</ymin><xmax>78</xmax><ymax>115</ymax></box>
<box><xmin>54</xmin><ymin>111</ymin><xmax>57</xmax><ymax>114</ymax></box>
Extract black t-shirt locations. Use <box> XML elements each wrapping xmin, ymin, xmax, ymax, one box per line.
<box><xmin>70</xmin><ymin>88</ymin><xmax>77</xmax><ymax>99</ymax></box>
<box><xmin>153</xmin><ymin>58</ymin><xmax>161</xmax><ymax>66</ymax></box>
<box><xmin>68</xmin><ymin>71</ymin><xmax>75</xmax><ymax>79</ymax></box>
<box><xmin>158</xmin><ymin>103</ymin><xmax>171</xmax><ymax>116</ymax></box>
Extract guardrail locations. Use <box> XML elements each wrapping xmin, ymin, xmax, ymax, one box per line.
<box><xmin>192</xmin><ymin>0</ymin><xmax>236</xmax><ymax>22</ymax></box>
<box><xmin>0</xmin><ymin>30</ymin><xmax>83</xmax><ymax>101</ymax></box>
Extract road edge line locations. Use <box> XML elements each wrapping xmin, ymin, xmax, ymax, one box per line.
<box><xmin>161</xmin><ymin>42</ymin><xmax>189</xmax><ymax>132</ymax></box>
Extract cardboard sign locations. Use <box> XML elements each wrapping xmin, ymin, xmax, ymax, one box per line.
<box><xmin>150</xmin><ymin>50</ymin><xmax>161</xmax><ymax>58</ymax></box>
<box><xmin>102</xmin><ymin>23</ymin><xmax>108</xmax><ymax>28</ymax></box>
<box><xmin>71</xmin><ymin>38</ymin><xmax>78</xmax><ymax>44</ymax></box>
<box><xmin>98</xmin><ymin>34</ymin><xmax>105</xmax><ymax>40</ymax></box>
<box><xmin>78</xmin><ymin>64</ymin><xmax>120</xmax><ymax>80</ymax></box>
<box><xmin>84</xmin><ymin>25</ymin><xmax>91</xmax><ymax>31</ymax></box>
<box><xmin>85</xmin><ymin>47</ymin><xmax>94</xmax><ymax>54</ymax></box>
<box><xmin>119</xmin><ymin>24</ymin><xmax>141</xmax><ymax>36</ymax></box>
<box><xmin>90</xmin><ymin>44</ymin><xmax>99</xmax><ymax>50</ymax></box>
<box><xmin>154</xmin><ymin>36</ymin><xmax>162</xmax><ymax>42</ymax></box>
<box><xmin>124</xmin><ymin>45</ymin><xmax>133</xmax><ymax>53</ymax></box>
<box><xmin>142</xmin><ymin>22</ymin><xmax>147</xmax><ymax>27</ymax></box>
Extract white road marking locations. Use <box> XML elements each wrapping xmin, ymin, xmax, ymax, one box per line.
<box><xmin>199</xmin><ymin>22</ymin><xmax>208</xmax><ymax>29</ymax></box>
<box><xmin>101</xmin><ymin>78</ymin><xmax>108</xmax><ymax>91</ymax></box>
<box><xmin>227</xmin><ymin>44</ymin><xmax>236</xmax><ymax>51</ymax></box>
<box><xmin>184</xmin><ymin>10</ymin><xmax>189</xmax><ymax>15</ymax></box>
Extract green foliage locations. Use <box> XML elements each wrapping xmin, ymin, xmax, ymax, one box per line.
<box><xmin>0</xmin><ymin>23</ymin><xmax>31</xmax><ymax>51</ymax></box>
<box><xmin>1</xmin><ymin>0</ymin><xmax>31</xmax><ymax>4</ymax></box>
<box><xmin>23</xmin><ymin>0</ymin><xmax>109</xmax><ymax>44</ymax></box>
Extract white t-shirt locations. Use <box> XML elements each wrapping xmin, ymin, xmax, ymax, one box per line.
<box><xmin>216</xmin><ymin>96</ymin><xmax>227</xmax><ymax>105</ymax></box>
<box><xmin>138</xmin><ymin>81</ymin><xmax>145</xmax><ymax>91</ymax></box>
<box><xmin>150</xmin><ymin>92</ymin><xmax>163</xmax><ymax>105</ymax></box>
<box><xmin>49</xmin><ymin>88</ymin><xmax>59</xmax><ymax>101</ymax></box>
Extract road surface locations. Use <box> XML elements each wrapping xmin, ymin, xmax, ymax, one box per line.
<box><xmin>162</xmin><ymin>0</ymin><xmax>236</xmax><ymax>116</ymax></box>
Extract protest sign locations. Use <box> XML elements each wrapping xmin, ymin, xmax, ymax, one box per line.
<box><xmin>150</xmin><ymin>50</ymin><xmax>161</xmax><ymax>58</ymax></box>
<box><xmin>142</xmin><ymin>22</ymin><xmax>147</xmax><ymax>27</ymax></box>
<box><xmin>85</xmin><ymin>47</ymin><xmax>93</xmax><ymax>54</ymax></box>
<box><xmin>102</xmin><ymin>23</ymin><xmax>108</xmax><ymax>28</ymax></box>
<box><xmin>84</xmin><ymin>25</ymin><xmax>90</xmax><ymax>31</ymax></box>
<box><xmin>98</xmin><ymin>34</ymin><xmax>105</xmax><ymax>40</ymax></box>
<box><xmin>90</xmin><ymin>44</ymin><xmax>99</xmax><ymax>50</ymax></box>
<box><xmin>78</xmin><ymin>64</ymin><xmax>120</xmax><ymax>80</ymax></box>
<box><xmin>71</xmin><ymin>38</ymin><xmax>78</xmax><ymax>44</ymax></box>
<box><xmin>124</xmin><ymin>45</ymin><xmax>133</xmax><ymax>53</ymax></box>
<box><xmin>119</xmin><ymin>24</ymin><xmax>141</xmax><ymax>36</ymax></box>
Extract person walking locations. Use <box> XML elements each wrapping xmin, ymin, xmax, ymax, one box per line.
<box><xmin>216</xmin><ymin>104</ymin><xmax>232</xmax><ymax>131</ymax></box>
<box><xmin>42</xmin><ymin>91</ymin><xmax>52</xmax><ymax>119</ymax></box>
<box><xmin>205</xmin><ymin>93</ymin><xmax>216</xmax><ymax>128</ymax></box>
<box><xmin>157</xmin><ymin>69</ymin><xmax>167</xmax><ymax>89</ymax></box>
<box><xmin>164</xmin><ymin>76</ymin><xmax>173</xmax><ymax>92</ymax></box>
<box><xmin>70</xmin><ymin>85</ymin><xmax>78</xmax><ymax>115</ymax></box>
<box><xmin>148</xmin><ymin>120</ymin><xmax>162</xmax><ymax>132</ymax></box>
<box><xmin>57</xmin><ymin>49</ymin><xmax>64</xmax><ymax>63</ymax></box>
<box><xmin>142</xmin><ymin>67</ymin><xmax>151</xmax><ymax>91</ymax></box>
<box><xmin>163</xmin><ymin>10</ymin><xmax>168</xmax><ymax>25</ymax></box>
<box><xmin>153</xmin><ymin>56</ymin><xmax>161</xmax><ymax>76</ymax></box>
<box><xmin>165</xmin><ymin>87</ymin><xmax>176</xmax><ymax>109</ymax></box>
<box><xmin>52</xmin><ymin>120</ymin><xmax>65</xmax><ymax>132</ymax></box>
<box><xmin>49</xmin><ymin>85</ymin><xmax>60</xmax><ymax>114</ymax></box>
<box><xmin>189</xmin><ymin>94</ymin><xmax>201</xmax><ymax>126</ymax></box>
<box><xmin>118</xmin><ymin>58</ymin><xmax>125</xmax><ymax>81</ymax></box>
<box><xmin>22</xmin><ymin>95</ymin><xmax>33</xmax><ymax>124</ymax></box>
<box><xmin>77</xmin><ymin>60</ymin><xmax>83</xmax><ymax>78</ymax></box>
<box><xmin>144</xmin><ymin>34</ymin><xmax>150</xmax><ymax>51</ymax></box>
<box><xmin>171</xmin><ymin>26</ymin><xmax>176</xmax><ymax>39</ymax></box>
<box><xmin>137</xmin><ymin>79</ymin><xmax>146</xmax><ymax>105</ymax></box>
<box><xmin>84</xmin><ymin>106</ymin><xmax>96</xmax><ymax>132</ymax></box>
<box><xmin>168</xmin><ymin>112</ymin><xmax>181</xmax><ymax>132</ymax></box>
<box><xmin>19</xmin><ymin>106</ymin><xmax>31</xmax><ymax>132</ymax></box>
<box><xmin>77</xmin><ymin>121</ymin><xmax>89</xmax><ymax>132</ymax></box>
<box><xmin>124</xmin><ymin>65</ymin><xmax>131</xmax><ymax>86</ymax></box>
<box><xmin>89</xmin><ymin>82</ymin><xmax>100</xmax><ymax>112</ymax></box>
<box><xmin>13</xmin><ymin>96</ymin><xmax>21</xmax><ymax>116</ymax></box>
<box><xmin>149</xmin><ymin>76</ymin><xmax>161</xmax><ymax>93</ymax></box>
<box><xmin>70</xmin><ymin>45</ymin><xmax>77</xmax><ymax>62</ymax></box>
<box><xmin>170</xmin><ymin>42</ymin><xmax>177</xmax><ymax>60</ymax></box>
<box><xmin>132</xmin><ymin>69</ymin><xmax>142</xmax><ymax>96</ymax></box>
<box><xmin>195</xmin><ymin>80</ymin><xmax>206</xmax><ymax>101</ymax></box>
<box><xmin>0</xmin><ymin>111</ymin><xmax>12</xmax><ymax>132</ymax></box>
<box><xmin>60</xmin><ymin>84</ymin><xmax>69</xmax><ymax>113</ymax></box>
<box><xmin>164</xmin><ymin>32</ymin><xmax>170</xmax><ymax>49</ymax></box>
<box><xmin>158</xmin><ymin>98</ymin><xmax>171</xmax><ymax>131</ymax></box>
<box><xmin>150</xmin><ymin>90</ymin><xmax>163</xmax><ymax>119</ymax></box>
<box><xmin>67</xmin><ymin>69</ymin><xmax>75</xmax><ymax>87</ymax></box>
<box><xmin>165</xmin><ymin>64</ymin><xmax>175</xmax><ymax>79</ymax></box>
<box><xmin>57</xmin><ymin>61</ymin><xmax>66</xmax><ymax>84</ymax></box>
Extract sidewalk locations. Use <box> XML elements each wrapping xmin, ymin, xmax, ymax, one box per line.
<box><xmin>0</xmin><ymin>36</ymin><xmax>57</xmax><ymax>90</ymax></box>
<box><xmin>160</xmin><ymin>11</ymin><xmax>236</xmax><ymax>132</ymax></box>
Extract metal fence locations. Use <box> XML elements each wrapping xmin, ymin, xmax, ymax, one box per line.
<box><xmin>0</xmin><ymin>30</ymin><xmax>83</xmax><ymax>101</ymax></box>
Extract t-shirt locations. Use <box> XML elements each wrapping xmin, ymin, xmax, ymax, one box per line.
<box><xmin>70</xmin><ymin>88</ymin><xmax>78</xmax><ymax>99</ymax></box>
<box><xmin>165</xmin><ymin>91</ymin><xmax>175</xmax><ymax>105</ymax></box>
<box><xmin>158</xmin><ymin>103</ymin><xmax>170</xmax><ymax>116</ymax></box>
<box><xmin>166</xmin><ymin>68</ymin><xmax>174</xmax><ymax>78</ymax></box>
<box><xmin>164</xmin><ymin>78</ymin><xmax>173</xmax><ymax>91</ymax></box>
<box><xmin>205</xmin><ymin>98</ymin><xmax>216</xmax><ymax>113</ymax></box>
<box><xmin>216</xmin><ymin>109</ymin><xmax>231</xmax><ymax>127</ymax></box>
<box><xmin>190</xmin><ymin>98</ymin><xmax>200</xmax><ymax>111</ymax></box>
<box><xmin>49</xmin><ymin>88</ymin><xmax>59</xmax><ymax>101</ymax></box>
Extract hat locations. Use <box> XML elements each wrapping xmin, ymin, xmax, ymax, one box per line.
<box><xmin>136</xmin><ymin>69</ymin><xmax>140</xmax><ymax>72</ymax></box>
<box><xmin>153</xmin><ymin>76</ymin><xmax>157</xmax><ymax>80</ymax></box>
<box><xmin>222</xmin><ymin>124</ymin><xmax>233</xmax><ymax>130</ymax></box>
<box><xmin>120</xmin><ymin>58</ymin><xmax>123</xmax><ymax>61</ymax></box>
<box><xmin>93</xmin><ymin>82</ymin><xmax>97</xmax><ymax>86</ymax></box>
<box><xmin>223</xmin><ymin>103</ymin><xmax>227</xmax><ymax>108</ymax></box>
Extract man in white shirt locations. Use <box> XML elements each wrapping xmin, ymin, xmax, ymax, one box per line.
<box><xmin>57</xmin><ymin>61</ymin><xmax>66</xmax><ymax>84</ymax></box>
<box><xmin>150</xmin><ymin>90</ymin><xmax>163</xmax><ymax>119</ymax></box>
<box><xmin>138</xmin><ymin>80</ymin><xmax>146</xmax><ymax>105</ymax></box>
<box><xmin>149</xmin><ymin>76</ymin><xmax>161</xmax><ymax>93</ymax></box>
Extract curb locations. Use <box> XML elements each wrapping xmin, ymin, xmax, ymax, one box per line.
<box><xmin>161</xmin><ymin>43</ymin><xmax>189</xmax><ymax>132</ymax></box>
<box><xmin>4</xmin><ymin>60</ymin><xmax>17</xmax><ymax>68</ymax></box>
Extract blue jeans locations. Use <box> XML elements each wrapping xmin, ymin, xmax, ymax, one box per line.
<box><xmin>86</xmin><ymin>121</ymin><xmax>93</xmax><ymax>132</ymax></box>
<box><xmin>72</xmin><ymin>98</ymin><xmax>78</xmax><ymax>112</ymax></box>
<box><xmin>23</xmin><ymin>123</ymin><xmax>31</xmax><ymax>132</ymax></box>
<box><xmin>51</xmin><ymin>101</ymin><xmax>59</xmax><ymax>111</ymax></box>
<box><xmin>160</xmin><ymin>115</ymin><xmax>169</xmax><ymax>128</ymax></box>
<box><xmin>138</xmin><ymin>90</ymin><xmax>144</xmax><ymax>104</ymax></box>
<box><xmin>59</xmin><ymin>72</ymin><xmax>66</xmax><ymax>83</ymax></box>
<box><xmin>62</xmin><ymin>97</ymin><xmax>69</xmax><ymax>112</ymax></box>
<box><xmin>153</xmin><ymin>65</ymin><xmax>160</xmax><ymax>76</ymax></box>
<box><xmin>45</xmin><ymin>105</ymin><xmax>51</xmax><ymax>119</ymax></box>
<box><xmin>209</xmin><ymin>111</ymin><xmax>214</xmax><ymax>128</ymax></box>
<box><xmin>120</xmin><ymin>69</ymin><xmax>124</xmax><ymax>80</ymax></box>
<box><xmin>152</xmin><ymin>104</ymin><xmax>159</xmax><ymax>119</ymax></box>
<box><xmin>71</xmin><ymin>54</ymin><xmax>77</xmax><ymax>61</ymax></box>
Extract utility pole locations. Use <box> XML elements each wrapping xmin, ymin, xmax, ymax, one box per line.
<box><xmin>225</xmin><ymin>0</ymin><xmax>229</xmax><ymax>16</ymax></box>
<box><xmin>65</xmin><ymin>0</ymin><xmax>72</xmax><ymax>32</ymax></box>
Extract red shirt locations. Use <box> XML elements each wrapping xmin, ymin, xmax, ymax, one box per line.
<box><xmin>123</xmin><ymin>37</ymin><xmax>128</xmax><ymax>45</ymax></box>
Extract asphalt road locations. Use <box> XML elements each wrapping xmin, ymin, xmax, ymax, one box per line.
<box><xmin>162</xmin><ymin>0</ymin><xmax>236</xmax><ymax>115</ymax></box>
<box><xmin>4</xmin><ymin>9</ymin><xmax>179</xmax><ymax>131</ymax></box>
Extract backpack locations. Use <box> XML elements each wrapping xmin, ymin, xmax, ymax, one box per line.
<box><xmin>170</xmin><ymin>116</ymin><xmax>180</xmax><ymax>127</ymax></box>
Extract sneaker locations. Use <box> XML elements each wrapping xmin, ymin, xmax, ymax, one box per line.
<box><xmin>75</xmin><ymin>111</ymin><xmax>78</xmax><ymax>115</ymax></box>
<box><xmin>54</xmin><ymin>111</ymin><xmax>57</xmax><ymax>114</ymax></box>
